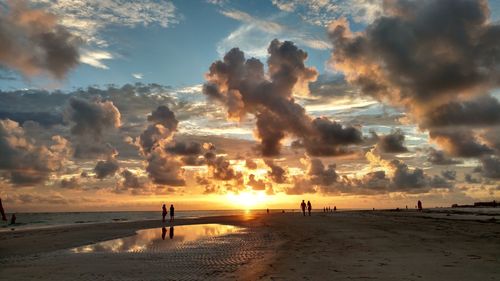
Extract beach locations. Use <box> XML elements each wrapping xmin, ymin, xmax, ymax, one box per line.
<box><xmin>0</xmin><ymin>210</ymin><xmax>499</xmax><ymax>280</ymax></box>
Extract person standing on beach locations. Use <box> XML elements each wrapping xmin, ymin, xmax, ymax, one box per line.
<box><xmin>307</xmin><ymin>201</ymin><xmax>312</xmax><ymax>216</ymax></box>
<box><xmin>170</xmin><ymin>204</ymin><xmax>175</xmax><ymax>223</ymax></box>
<box><xmin>301</xmin><ymin>200</ymin><xmax>306</xmax><ymax>216</ymax></box>
<box><xmin>417</xmin><ymin>200</ymin><xmax>423</xmax><ymax>211</ymax></box>
<box><xmin>162</xmin><ymin>204</ymin><xmax>167</xmax><ymax>222</ymax></box>
<box><xmin>0</xmin><ymin>198</ymin><xmax>7</xmax><ymax>221</ymax></box>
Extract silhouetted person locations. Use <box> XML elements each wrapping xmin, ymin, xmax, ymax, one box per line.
<box><xmin>267</xmin><ymin>208</ymin><xmax>269</xmax><ymax>214</ymax></box>
<box><xmin>307</xmin><ymin>201</ymin><xmax>312</xmax><ymax>216</ymax></box>
<box><xmin>9</xmin><ymin>213</ymin><xmax>16</xmax><ymax>225</ymax></box>
<box><xmin>417</xmin><ymin>200</ymin><xmax>423</xmax><ymax>211</ymax></box>
<box><xmin>169</xmin><ymin>226</ymin><xmax>174</xmax><ymax>239</ymax></box>
<box><xmin>161</xmin><ymin>226</ymin><xmax>167</xmax><ymax>240</ymax></box>
<box><xmin>334</xmin><ymin>206</ymin><xmax>337</xmax><ymax>211</ymax></box>
<box><xmin>170</xmin><ymin>204</ymin><xmax>175</xmax><ymax>223</ymax></box>
<box><xmin>301</xmin><ymin>200</ymin><xmax>306</xmax><ymax>216</ymax></box>
<box><xmin>0</xmin><ymin>198</ymin><xmax>7</xmax><ymax>221</ymax></box>
<box><xmin>162</xmin><ymin>204</ymin><xmax>167</xmax><ymax>222</ymax></box>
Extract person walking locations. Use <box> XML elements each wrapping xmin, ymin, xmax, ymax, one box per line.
<box><xmin>300</xmin><ymin>200</ymin><xmax>306</xmax><ymax>216</ymax></box>
<box><xmin>0</xmin><ymin>198</ymin><xmax>7</xmax><ymax>221</ymax></box>
<box><xmin>169</xmin><ymin>204</ymin><xmax>175</xmax><ymax>223</ymax></box>
<box><xmin>162</xmin><ymin>204</ymin><xmax>167</xmax><ymax>222</ymax></box>
<box><xmin>307</xmin><ymin>201</ymin><xmax>312</xmax><ymax>216</ymax></box>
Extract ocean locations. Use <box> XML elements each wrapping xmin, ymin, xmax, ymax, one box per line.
<box><xmin>0</xmin><ymin>210</ymin><xmax>267</xmax><ymax>232</ymax></box>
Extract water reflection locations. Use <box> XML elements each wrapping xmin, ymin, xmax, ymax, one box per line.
<box><xmin>71</xmin><ymin>224</ymin><xmax>243</xmax><ymax>253</ymax></box>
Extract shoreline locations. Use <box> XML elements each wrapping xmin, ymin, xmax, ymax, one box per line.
<box><xmin>1</xmin><ymin>211</ymin><xmax>499</xmax><ymax>280</ymax></box>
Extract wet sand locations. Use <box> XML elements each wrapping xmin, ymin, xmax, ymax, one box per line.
<box><xmin>1</xmin><ymin>211</ymin><xmax>499</xmax><ymax>280</ymax></box>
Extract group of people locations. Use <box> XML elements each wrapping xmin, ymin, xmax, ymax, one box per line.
<box><xmin>300</xmin><ymin>200</ymin><xmax>312</xmax><ymax>216</ymax></box>
<box><xmin>323</xmin><ymin>206</ymin><xmax>336</xmax><ymax>212</ymax></box>
<box><xmin>162</xmin><ymin>204</ymin><xmax>175</xmax><ymax>223</ymax></box>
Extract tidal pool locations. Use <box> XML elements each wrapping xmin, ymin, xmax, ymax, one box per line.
<box><xmin>70</xmin><ymin>224</ymin><xmax>244</xmax><ymax>253</ymax></box>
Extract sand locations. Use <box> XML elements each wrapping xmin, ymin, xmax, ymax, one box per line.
<box><xmin>1</xmin><ymin>211</ymin><xmax>499</xmax><ymax>280</ymax></box>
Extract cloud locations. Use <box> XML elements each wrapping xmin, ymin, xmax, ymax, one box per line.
<box><xmin>372</xmin><ymin>129</ymin><xmax>408</xmax><ymax>153</ymax></box>
<box><xmin>441</xmin><ymin>170</ymin><xmax>456</xmax><ymax>181</ymax></box>
<box><xmin>429</xmin><ymin>129</ymin><xmax>493</xmax><ymax>157</ymax></box>
<box><xmin>204</xmin><ymin>39</ymin><xmax>362</xmax><ymax>156</ymax></box>
<box><xmin>145</xmin><ymin>149</ymin><xmax>185</xmax><ymax>186</ymax></box>
<box><xmin>329</xmin><ymin>0</ymin><xmax>500</xmax><ymax>158</ymax></box>
<box><xmin>285</xmin><ymin>177</ymin><xmax>317</xmax><ymax>195</ymax></box>
<box><xmin>420</xmin><ymin>96</ymin><xmax>500</xmax><ymax>129</ymax></box>
<box><xmin>0</xmin><ymin>1</ymin><xmax>80</xmax><ymax>78</ymax></box>
<box><xmin>271</xmin><ymin>0</ymin><xmax>383</xmax><ymax>25</ymax></box>
<box><xmin>479</xmin><ymin>156</ymin><xmax>500</xmax><ymax>179</ymax></box>
<box><xmin>136</xmin><ymin>106</ymin><xmax>185</xmax><ymax>186</ymax></box>
<box><xmin>427</xmin><ymin>148</ymin><xmax>462</xmax><ymax>165</ymax></box>
<box><xmin>31</xmin><ymin>0</ymin><xmax>180</xmax><ymax>47</ymax></box>
<box><xmin>93</xmin><ymin>147</ymin><xmax>119</xmax><ymax>179</ymax></box>
<box><xmin>217</xmin><ymin>9</ymin><xmax>330</xmax><ymax>58</ymax></box>
<box><xmin>0</xmin><ymin>119</ymin><xmax>70</xmax><ymax>186</ymax></box>
<box><xmin>79</xmin><ymin>49</ymin><xmax>112</xmax><ymax>69</ymax></box>
<box><xmin>247</xmin><ymin>174</ymin><xmax>266</xmax><ymax>190</ymax></box>
<box><xmin>132</xmin><ymin>73</ymin><xmax>144</xmax><ymax>79</ymax></box>
<box><xmin>245</xmin><ymin>158</ymin><xmax>257</xmax><ymax>169</ymax></box>
<box><xmin>302</xmin><ymin>157</ymin><xmax>337</xmax><ymax>186</ymax></box>
<box><xmin>205</xmin><ymin>154</ymin><xmax>242</xmax><ymax>181</ymax></box>
<box><xmin>118</xmin><ymin>169</ymin><xmax>142</xmax><ymax>189</ymax></box>
<box><xmin>65</xmin><ymin>97</ymin><xmax>121</xmax><ymax>138</ymax></box>
<box><xmin>265</xmin><ymin>160</ymin><xmax>287</xmax><ymax>183</ymax></box>
<box><xmin>166</xmin><ymin>141</ymin><xmax>202</xmax><ymax>155</ymax></box>
<box><xmin>60</xmin><ymin>176</ymin><xmax>80</xmax><ymax>188</ymax></box>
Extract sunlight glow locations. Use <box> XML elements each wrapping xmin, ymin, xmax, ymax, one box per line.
<box><xmin>226</xmin><ymin>191</ymin><xmax>268</xmax><ymax>209</ymax></box>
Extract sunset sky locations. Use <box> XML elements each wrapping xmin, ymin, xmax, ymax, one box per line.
<box><xmin>1</xmin><ymin>0</ymin><xmax>499</xmax><ymax>212</ymax></box>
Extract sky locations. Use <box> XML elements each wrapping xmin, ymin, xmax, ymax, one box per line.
<box><xmin>0</xmin><ymin>0</ymin><xmax>499</xmax><ymax>212</ymax></box>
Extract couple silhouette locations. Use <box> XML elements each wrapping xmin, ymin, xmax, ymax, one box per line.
<box><xmin>300</xmin><ymin>200</ymin><xmax>312</xmax><ymax>216</ymax></box>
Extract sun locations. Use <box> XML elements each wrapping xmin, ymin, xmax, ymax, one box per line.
<box><xmin>226</xmin><ymin>191</ymin><xmax>267</xmax><ymax>210</ymax></box>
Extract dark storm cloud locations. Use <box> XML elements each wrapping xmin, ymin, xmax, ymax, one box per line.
<box><xmin>93</xmin><ymin>151</ymin><xmax>119</xmax><ymax>179</ymax></box>
<box><xmin>203</xmin><ymin>39</ymin><xmax>362</xmax><ymax>156</ymax></box>
<box><xmin>166</xmin><ymin>141</ymin><xmax>202</xmax><ymax>155</ymax></box>
<box><xmin>205</xmin><ymin>154</ymin><xmax>242</xmax><ymax>181</ymax></box>
<box><xmin>389</xmin><ymin>160</ymin><xmax>427</xmax><ymax>189</ymax></box>
<box><xmin>265</xmin><ymin>160</ymin><xmax>287</xmax><ymax>183</ymax></box>
<box><xmin>441</xmin><ymin>170</ymin><xmax>457</xmax><ymax>181</ymax></box>
<box><xmin>465</xmin><ymin>173</ymin><xmax>481</xmax><ymax>183</ymax></box>
<box><xmin>479</xmin><ymin>156</ymin><xmax>500</xmax><ymax>179</ymax></box>
<box><xmin>0</xmin><ymin>1</ymin><xmax>80</xmax><ymax>79</ymax></box>
<box><xmin>65</xmin><ymin>97</ymin><xmax>121</xmax><ymax>138</ymax></box>
<box><xmin>303</xmin><ymin>158</ymin><xmax>337</xmax><ymax>186</ymax></box>
<box><xmin>147</xmin><ymin>105</ymin><xmax>178</xmax><ymax>132</ymax></box>
<box><xmin>0</xmin><ymin>111</ymin><xmax>63</xmax><ymax>127</ymax></box>
<box><xmin>427</xmin><ymin>148</ymin><xmax>462</xmax><ymax>165</ymax></box>
<box><xmin>247</xmin><ymin>174</ymin><xmax>266</xmax><ymax>190</ymax></box>
<box><xmin>429</xmin><ymin>129</ymin><xmax>493</xmax><ymax>157</ymax></box>
<box><xmin>0</xmin><ymin>119</ymin><xmax>70</xmax><ymax>186</ymax></box>
<box><xmin>329</xmin><ymin>0</ymin><xmax>500</xmax><ymax>157</ymax></box>
<box><xmin>421</xmin><ymin>96</ymin><xmax>500</xmax><ymax>128</ymax></box>
<box><xmin>329</xmin><ymin>0</ymin><xmax>500</xmax><ymax>110</ymax></box>
<box><xmin>285</xmin><ymin>178</ymin><xmax>317</xmax><ymax>195</ymax></box>
<box><xmin>138</xmin><ymin>106</ymin><xmax>185</xmax><ymax>186</ymax></box>
<box><xmin>145</xmin><ymin>150</ymin><xmax>185</xmax><ymax>186</ymax></box>
<box><xmin>372</xmin><ymin>129</ymin><xmax>408</xmax><ymax>153</ymax></box>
